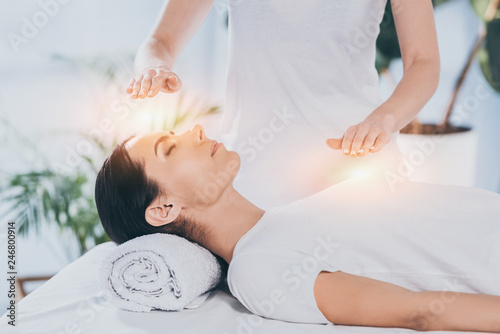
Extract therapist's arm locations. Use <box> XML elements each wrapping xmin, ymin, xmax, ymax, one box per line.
<box><xmin>127</xmin><ymin>0</ymin><xmax>215</xmax><ymax>99</ymax></box>
<box><xmin>326</xmin><ymin>0</ymin><xmax>440</xmax><ymax>157</ymax></box>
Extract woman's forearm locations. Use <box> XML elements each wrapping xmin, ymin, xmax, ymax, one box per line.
<box><xmin>367</xmin><ymin>57</ymin><xmax>440</xmax><ymax>134</ymax></box>
<box><xmin>133</xmin><ymin>0</ymin><xmax>214</xmax><ymax>73</ymax></box>
<box><xmin>134</xmin><ymin>37</ymin><xmax>175</xmax><ymax>73</ymax></box>
<box><xmin>417</xmin><ymin>290</ymin><xmax>500</xmax><ymax>332</ymax></box>
<box><xmin>127</xmin><ymin>0</ymin><xmax>215</xmax><ymax>99</ymax></box>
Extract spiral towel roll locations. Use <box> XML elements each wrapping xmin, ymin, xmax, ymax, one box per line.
<box><xmin>99</xmin><ymin>233</ymin><xmax>222</xmax><ymax>312</ymax></box>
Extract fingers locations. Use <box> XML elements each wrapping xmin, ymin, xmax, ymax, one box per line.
<box><xmin>331</xmin><ymin>126</ymin><xmax>391</xmax><ymax>158</ymax></box>
<box><xmin>358</xmin><ymin>128</ymin><xmax>380</xmax><ymax>157</ymax></box>
<box><xmin>126</xmin><ymin>68</ymin><xmax>182</xmax><ymax>99</ymax></box>
<box><xmin>126</xmin><ymin>78</ymin><xmax>135</xmax><ymax>94</ymax></box>
<box><xmin>149</xmin><ymin>72</ymin><xmax>173</xmax><ymax>97</ymax></box>
<box><xmin>370</xmin><ymin>132</ymin><xmax>391</xmax><ymax>153</ymax></box>
<box><xmin>138</xmin><ymin>69</ymin><xmax>156</xmax><ymax>98</ymax></box>
<box><xmin>162</xmin><ymin>75</ymin><xmax>182</xmax><ymax>93</ymax></box>
<box><xmin>131</xmin><ymin>75</ymin><xmax>143</xmax><ymax>99</ymax></box>
<box><xmin>342</xmin><ymin>126</ymin><xmax>357</xmax><ymax>157</ymax></box>
<box><xmin>148</xmin><ymin>75</ymin><xmax>163</xmax><ymax>98</ymax></box>
<box><xmin>350</xmin><ymin>125</ymin><xmax>370</xmax><ymax>157</ymax></box>
<box><xmin>326</xmin><ymin>136</ymin><xmax>343</xmax><ymax>150</ymax></box>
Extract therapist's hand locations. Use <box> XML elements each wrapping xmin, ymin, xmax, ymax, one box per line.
<box><xmin>325</xmin><ymin>114</ymin><xmax>396</xmax><ymax>158</ymax></box>
<box><xmin>126</xmin><ymin>66</ymin><xmax>182</xmax><ymax>99</ymax></box>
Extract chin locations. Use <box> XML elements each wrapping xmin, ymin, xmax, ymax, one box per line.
<box><xmin>224</xmin><ymin>151</ymin><xmax>241</xmax><ymax>177</ymax></box>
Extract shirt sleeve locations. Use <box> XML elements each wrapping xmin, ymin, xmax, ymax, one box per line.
<box><xmin>227</xmin><ymin>249</ymin><xmax>338</xmax><ymax>325</ymax></box>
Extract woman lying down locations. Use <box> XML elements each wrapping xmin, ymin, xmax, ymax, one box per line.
<box><xmin>94</xmin><ymin>124</ymin><xmax>500</xmax><ymax>332</ymax></box>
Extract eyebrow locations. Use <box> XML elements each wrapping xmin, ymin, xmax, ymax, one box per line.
<box><xmin>154</xmin><ymin>133</ymin><xmax>175</xmax><ymax>157</ymax></box>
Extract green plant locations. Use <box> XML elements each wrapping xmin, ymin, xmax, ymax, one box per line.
<box><xmin>470</xmin><ymin>0</ymin><xmax>500</xmax><ymax>92</ymax></box>
<box><xmin>0</xmin><ymin>169</ymin><xmax>106</xmax><ymax>254</ymax></box>
<box><xmin>435</xmin><ymin>0</ymin><xmax>500</xmax><ymax>132</ymax></box>
<box><xmin>0</xmin><ymin>54</ymin><xmax>221</xmax><ymax>256</ymax></box>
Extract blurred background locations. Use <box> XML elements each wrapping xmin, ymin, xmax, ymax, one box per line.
<box><xmin>0</xmin><ymin>0</ymin><xmax>498</xmax><ymax>311</ymax></box>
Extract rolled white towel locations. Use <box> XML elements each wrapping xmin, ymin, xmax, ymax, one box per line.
<box><xmin>99</xmin><ymin>233</ymin><xmax>221</xmax><ymax>312</ymax></box>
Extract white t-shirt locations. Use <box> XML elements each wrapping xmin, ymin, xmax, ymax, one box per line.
<box><xmin>227</xmin><ymin>174</ymin><xmax>500</xmax><ymax>324</ymax></box>
<box><xmin>219</xmin><ymin>0</ymin><xmax>403</xmax><ymax>209</ymax></box>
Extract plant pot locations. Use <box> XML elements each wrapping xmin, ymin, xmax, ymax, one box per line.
<box><xmin>396</xmin><ymin>125</ymin><xmax>477</xmax><ymax>187</ymax></box>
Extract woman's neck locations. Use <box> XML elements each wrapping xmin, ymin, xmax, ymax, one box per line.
<box><xmin>190</xmin><ymin>185</ymin><xmax>266</xmax><ymax>265</ymax></box>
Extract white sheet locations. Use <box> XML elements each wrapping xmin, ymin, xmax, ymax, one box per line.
<box><xmin>0</xmin><ymin>240</ymin><xmax>485</xmax><ymax>333</ymax></box>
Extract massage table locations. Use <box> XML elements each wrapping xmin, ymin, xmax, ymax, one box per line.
<box><xmin>0</xmin><ymin>241</ymin><xmax>478</xmax><ymax>334</ymax></box>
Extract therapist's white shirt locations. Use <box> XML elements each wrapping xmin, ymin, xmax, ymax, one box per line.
<box><xmin>219</xmin><ymin>0</ymin><xmax>403</xmax><ymax>209</ymax></box>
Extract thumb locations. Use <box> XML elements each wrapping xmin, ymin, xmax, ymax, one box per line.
<box><xmin>166</xmin><ymin>75</ymin><xmax>182</xmax><ymax>92</ymax></box>
<box><xmin>326</xmin><ymin>137</ymin><xmax>343</xmax><ymax>150</ymax></box>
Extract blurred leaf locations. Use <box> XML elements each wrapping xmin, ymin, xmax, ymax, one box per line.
<box><xmin>51</xmin><ymin>53</ymin><xmax>134</xmax><ymax>82</ymax></box>
<box><xmin>484</xmin><ymin>18</ymin><xmax>500</xmax><ymax>92</ymax></box>
<box><xmin>376</xmin><ymin>0</ymin><xmax>401</xmax><ymax>67</ymax></box>
<box><xmin>469</xmin><ymin>0</ymin><xmax>500</xmax><ymax>21</ymax></box>
<box><xmin>0</xmin><ymin>169</ymin><xmax>102</xmax><ymax>254</ymax></box>
<box><xmin>376</xmin><ymin>50</ymin><xmax>393</xmax><ymax>74</ymax></box>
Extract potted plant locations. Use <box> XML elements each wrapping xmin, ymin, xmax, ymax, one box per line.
<box><xmin>377</xmin><ymin>0</ymin><xmax>500</xmax><ymax>186</ymax></box>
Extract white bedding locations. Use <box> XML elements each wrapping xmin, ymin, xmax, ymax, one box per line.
<box><xmin>0</xmin><ymin>242</ymin><xmax>485</xmax><ymax>333</ymax></box>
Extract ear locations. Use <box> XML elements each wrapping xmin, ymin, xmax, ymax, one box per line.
<box><xmin>145</xmin><ymin>198</ymin><xmax>182</xmax><ymax>227</ymax></box>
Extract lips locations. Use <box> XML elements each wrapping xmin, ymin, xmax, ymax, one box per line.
<box><xmin>211</xmin><ymin>140</ymin><xmax>223</xmax><ymax>156</ymax></box>
<box><xmin>211</xmin><ymin>140</ymin><xmax>218</xmax><ymax>156</ymax></box>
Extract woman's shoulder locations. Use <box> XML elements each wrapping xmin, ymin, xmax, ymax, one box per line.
<box><xmin>226</xmin><ymin>250</ymin><xmax>293</xmax><ymax>318</ymax></box>
<box><xmin>228</xmin><ymin>250</ymin><xmax>274</xmax><ymax>283</ymax></box>
<box><xmin>228</xmin><ymin>250</ymin><xmax>282</xmax><ymax>284</ymax></box>
<box><xmin>227</xmin><ymin>248</ymin><xmax>305</xmax><ymax>290</ymax></box>
<box><xmin>226</xmin><ymin>248</ymin><xmax>335</xmax><ymax>324</ymax></box>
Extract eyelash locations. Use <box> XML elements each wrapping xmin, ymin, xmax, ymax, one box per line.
<box><xmin>165</xmin><ymin>144</ymin><xmax>176</xmax><ymax>156</ymax></box>
<box><xmin>164</xmin><ymin>131</ymin><xmax>176</xmax><ymax>155</ymax></box>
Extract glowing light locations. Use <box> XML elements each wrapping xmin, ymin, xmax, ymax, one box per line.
<box><xmin>133</xmin><ymin>110</ymin><xmax>155</xmax><ymax>124</ymax></box>
<box><xmin>127</xmin><ymin>104</ymin><xmax>168</xmax><ymax>133</ymax></box>
<box><xmin>348</xmin><ymin>167</ymin><xmax>368</xmax><ymax>178</ymax></box>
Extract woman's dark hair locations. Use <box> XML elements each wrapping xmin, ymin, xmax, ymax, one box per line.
<box><xmin>94</xmin><ymin>135</ymin><xmax>228</xmax><ymax>282</ymax></box>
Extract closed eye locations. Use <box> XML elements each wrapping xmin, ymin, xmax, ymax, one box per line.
<box><xmin>165</xmin><ymin>131</ymin><xmax>175</xmax><ymax>155</ymax></box>
<box><xmin>154</xmin><ymin>131</ymin><xmax>176</xmax><ymax>157</ymax></box>
<box><xmin>164</xmin><ymin>143</ymin><xmax>176</xmax><ymax>156</ymax></box>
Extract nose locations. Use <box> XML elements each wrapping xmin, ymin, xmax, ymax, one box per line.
<box><xmin>192</xmin><ymin>124</ymin><xmax>205</xmax><ymax>143</ymax></box>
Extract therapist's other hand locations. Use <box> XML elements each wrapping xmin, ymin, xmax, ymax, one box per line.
<box><xmin>126</xmin><ymin>66</ymin><xmax>182</xmax><ymax>99</ymax></box>
<box><xmin>325</xmin><ymin>115</ymin><xmax>395</xmax><ymax>158</ymax></box>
